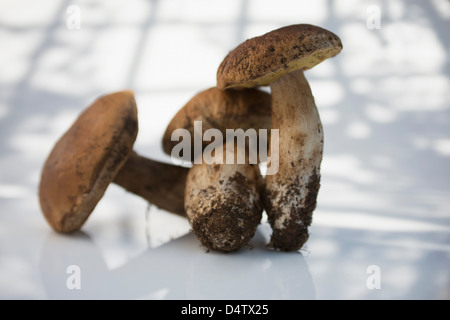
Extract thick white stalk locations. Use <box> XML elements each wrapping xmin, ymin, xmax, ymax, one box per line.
<box><xmin>264</xmin><ymin>70</ymin><xmax>323</xmax><ymax>251</ymax></box>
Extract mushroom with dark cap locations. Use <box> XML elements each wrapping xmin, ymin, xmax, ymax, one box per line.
<box><xmin>162</xmin><ymin>87</ymin><xmax>271</xmax><ymax>162</ymax></box>
<box><xmin>39</xmin><ymin>91</ymin><xmax>188</xmax><ymax>233</ymax></box>
<box><xmin>217</xmin><ymin>24</ymin><xmax>343</xmax><ymax>251</ymax></box>
<box><xmin>163</xmin><ymin>87</ymin><xmax>271</xmax><ymax>252</ymax></box>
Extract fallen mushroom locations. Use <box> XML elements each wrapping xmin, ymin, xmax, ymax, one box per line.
<box><xmin>217</xmin><ymin>24</ymin><xmax>343</xmax><ymax>251</ymax></box>
<box><xmin>39</xmin><ymin>91</ymin><xmax>188</xmax><ymax>233</ymax></box>
<box><xmin>113</xmin><ymin>151</ymin><xmax>187</xmax><ymax>217</ymax></box>
<box><xmin>163</xmin><ymin>87</ymin><xmax>271</xmax><ymax>252</ymax></box>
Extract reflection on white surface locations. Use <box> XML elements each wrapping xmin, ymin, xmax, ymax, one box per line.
<box><xmin>39</xmin><ymin>224</ymin><xmax>314</xmax><ymax>300</ymax></box>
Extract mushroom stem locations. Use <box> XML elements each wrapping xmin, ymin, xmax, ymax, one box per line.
<box><xmin>113</xmin><ymin>152</ymin><xmax>189</xmax><ymax>217</ymax></box>
<box><xmin>184</xmin><ymin>145</ymin><xmax>263</xmax><ymax>252</ymax></box>
<box><xmin>264</xmin><ymin>70</ymin><xmax>323</xmax><ymax>251</ymax></box>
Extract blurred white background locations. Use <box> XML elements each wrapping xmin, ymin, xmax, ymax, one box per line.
<box><xmin>0</xmin><ymin>0</ymin><xmax>449</xmax><ymax>299</ymax></box>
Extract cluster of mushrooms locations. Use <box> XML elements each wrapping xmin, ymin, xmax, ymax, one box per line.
<box><xmin>39</xmin><ymin>24</ymin><xmax>342</xmax><ymax>252</ymax></box>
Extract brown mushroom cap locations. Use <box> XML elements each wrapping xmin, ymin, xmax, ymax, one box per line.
<box><xmin>217</xmin><ymin>24</ymin><xmax>342</xmax><ymax>251</ymax></box>
<box><xmin>162</xmin><ymin>87</ymin><xmax>271</xmax><ymax>162</ymax></box>
<box><xmin>217</xmin><ymin>24</ymin><xmax>342</xmax><ymax>89</ymax></box>
<box><xmin>39</xmin><ymin>91</ymin><xmax>138</xmax><ymax>233</ymax></box>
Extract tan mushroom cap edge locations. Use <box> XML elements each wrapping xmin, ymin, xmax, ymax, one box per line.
<box><xmin>38</xmin><ymin>91</ymin><xmax>138</xmax><ymax>233</ymax></box>
<box><xmin>217</xmin><ymin>24</ymin><xmax>343</xmax><ymax>89</ymax></box>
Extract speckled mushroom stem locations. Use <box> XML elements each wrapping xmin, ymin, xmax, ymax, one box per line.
<box><xmin>113</xmin><ymin>152</ymin><xmax>189</xmax><ymax>217</ymax></box>
<box><xmin>264</xmin><ymin>69</ymin><xmax>323</xmax><ymax>251</ymax></box>
<box><xmin>184</xmin><ymin>145</ymin><xmax>264</xmax><ymax>252</ymax></box>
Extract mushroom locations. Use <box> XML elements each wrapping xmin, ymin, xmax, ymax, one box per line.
<box><xmin>162</xmin><ymin>87</ymin><xmax>271</xmax><ymax>252</ymax></box>
<box><xmin>184</xmin><ymin>145</ymin><xmax>264</xmax><ymax>252</ymax></box>
<box><xmin>217</xmin><ymin>24</ymin><xmax>343</xmax><ymax>251</ymax></box>
<box><xmin>162</xmin><ymin>87</ymin><xmax>271</xmax><ymax>163</ymax></box>
<box><xmin>39</xmin><ymin>91</ymin><xmax>188</xmax><ymax>233</ymax></box>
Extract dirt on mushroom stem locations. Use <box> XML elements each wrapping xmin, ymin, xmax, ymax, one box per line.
<box><xmin>184</xmin><ymin>147</ymin><xmax>264</xmax><ymax>253</ymax></box>
<box><xmin>264</xmin><ymin>69</ymin><xmax>323</xmax><ymax>251</ymax></box>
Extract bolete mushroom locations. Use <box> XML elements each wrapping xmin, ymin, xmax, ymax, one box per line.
<box><xmin>162</xmin><ymin>87</ymin><xmax>271</xmax><ymax>163</ymax></box>
<box><xmin>184</xmin><ymin>145</ymin><xmax>264</xmax><ymax>252</ymax></box>
<box><xmin>162</xmin><ymin>87</ymin><xmax>271</xmax><ymax>252</ymax></box>
<box><xmin>217</xmin><ymin>24</ymin><xmax>343</xmax><ymax>251</ymax></box>
<box><xmin>39</xmin><ymin>91</ymin><xmax>188</xmax><ymax>233</ymax></box>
